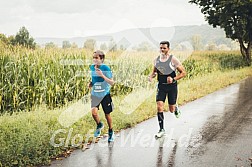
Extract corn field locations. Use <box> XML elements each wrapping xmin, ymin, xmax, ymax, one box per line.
<box><xmin>0</xmin><ymin>46</ymin><xmax>156</xmax><ymax>113</ymax></box>
<box><xmin>0</xmin><ymin>45</ymin><xmax>247</xmax><ymax>114</ymax></box>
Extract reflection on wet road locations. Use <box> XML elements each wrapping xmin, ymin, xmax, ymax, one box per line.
<box><xmin>49</xmin><ymin>78</ymin><xmax>252</xmax><ymax>167</ymax></box>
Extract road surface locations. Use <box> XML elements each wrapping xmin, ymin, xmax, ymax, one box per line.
<box><xmin>48</xmin><ymin>77</ymin><xmax>252</xmax><ymax>167</ymax></box>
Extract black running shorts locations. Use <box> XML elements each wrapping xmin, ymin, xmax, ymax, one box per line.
<box><xmin>91</xmin><ymin>94</ymin><xmax>114</xmax><ymax>114</ymax></box>
<box><xmin>156</xmin><ymin>84</ymin><xmax>177</xmax><ymax>105</ymax></box>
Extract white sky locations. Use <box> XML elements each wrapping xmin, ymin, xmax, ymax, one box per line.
<box><xmin>0</xmin><ymin>0</ymin><xmax>207</xmax><ymax>38</ymax></box>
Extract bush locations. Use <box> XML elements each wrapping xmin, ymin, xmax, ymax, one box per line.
<box><xmin>183</xmin><ymin>59</ymin><xmax>216</xmax><ymax>79</ymax></box>
<box><xmin>0</xmin><ymin>110</ymin><xmax>63</xmax><ymax>166</ymax></box>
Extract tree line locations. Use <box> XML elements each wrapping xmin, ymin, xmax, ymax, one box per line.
<box><xmin>0</xmin><ymin>26</ymin><xmax>36</xmax><ymax>49</ymax></box>
<box><xmin>189</xmin><ymin>0</ymin><xmax>252</xmax><ymax>65</ymax></box>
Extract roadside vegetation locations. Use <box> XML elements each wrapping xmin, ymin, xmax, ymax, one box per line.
<box><xmin>0</xmin><ymin>47</ymin><xmax>251</xmax><ymax>166</ymax></box>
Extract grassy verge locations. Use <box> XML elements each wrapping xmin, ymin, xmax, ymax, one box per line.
<box><xmin>178</xmin><ymin>66</ymin><xmax>252</xmax><ymax>104</ymax></box>
<box><xmin>0</xmin><ymin>66</ymin><xmax>251</xmax><ymax>166</ymax></box>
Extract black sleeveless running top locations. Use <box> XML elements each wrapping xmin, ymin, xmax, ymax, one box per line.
<box><xmin>155</xmin><ymin>55</ymin><xmax>176</xmax><ymax>84</ymax></box>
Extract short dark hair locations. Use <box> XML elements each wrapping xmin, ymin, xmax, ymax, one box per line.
<box><xmin>160</xmin><ymin>41</ymin><xmax>170</xmax><ymax>48</ymax></box>
<box><xmin>93</xmin><ymin>50</ymin><xmax>105</xmax><ymax>60</ymax></box>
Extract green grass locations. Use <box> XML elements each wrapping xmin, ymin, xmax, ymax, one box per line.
<box><xmin>0</xmin><ymin>50</ymin><xmax>252</xmax><ymax>166</ymax></box>
<box><xmin>1</xmin><ymin>66</ymin><xmax>251</xmax><ymax>166</ymax></box>
<box><xmin>178</xmin><ymin>66</ymin><xmax>252</xmax><ymax>104</ymax></box>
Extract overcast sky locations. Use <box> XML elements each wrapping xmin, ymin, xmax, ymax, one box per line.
<box><xmin>0</xmin><ymin>0</ymin><xmax>207</xmax><ymax>38</ymax></box>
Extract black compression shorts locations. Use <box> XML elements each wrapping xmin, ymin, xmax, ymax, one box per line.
<box><xmin>156</xmin><ymin>84</ymin><xmax>177</xmax><ymax>105</ymax></box>
<box><xmin>91</xmin><ymin>94</ymin><xmax>114</xmax><ymax>114</ymax></box>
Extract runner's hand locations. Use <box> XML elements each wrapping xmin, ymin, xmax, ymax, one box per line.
<box><xmin>95</xmin><ymin>68</ymin><xmax>104</xmax><ymax>77</ymax></box>
<box><xmin>148</xmin><ymin>76</ymin><xmax>153</xmax><ymax>82</ymax></box>
<box><xmin>167</xmin><ymin>76</ymin><xmax>173</xmax><ymax>84</ymax></box>
<box><xmin>88</xmin><ymin>82</ymin><xmax>92</xmax><ymax>88</ymax></box>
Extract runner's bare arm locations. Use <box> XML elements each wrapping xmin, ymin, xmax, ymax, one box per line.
<box><xmin>174</xmin><ymin>65</ymin><xmax>186</xmax><ymax>81</ymax></box>
<box><xmin>102</xmin><ymin>76</ymin><xmax>114</xmax><ymax>86</ymax></box>
<box><xmin>167</xmin><ymin>65</ymin><xmax>186</xmax><ymax>83</ymax></box>
<box><xmin>148</xmin><ymin>60</ymin><xmax>158</xmax><ymax>81</ymax></box>
<box><xmin>150</xmin><ymin>67</ymin><xmax>157</xmax><ymax>78</ymax></box>
<box><xmin>95</xmin><ymin>68</ymin><xmax>115</xmax><ymax>86</ymax></box>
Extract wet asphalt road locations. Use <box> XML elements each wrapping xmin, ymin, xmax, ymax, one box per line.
<box><xmin>49</xmin><ymin>77</ymin><xmax>252</xmax><ymax>167</ymax></box>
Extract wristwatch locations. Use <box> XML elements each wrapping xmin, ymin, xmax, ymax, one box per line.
<box><xmin>172</xmin><ymin>78</ymin><xmax>177</xmax><ymax>83</ymax></box>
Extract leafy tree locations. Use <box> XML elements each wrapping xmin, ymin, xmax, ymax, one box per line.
<box><xmin>206</xmin><ymin>42</ymin><xmax>217</xmax><ymax>51</ymax></box>
<box><xmin>230</xmin><ymin>41</ymin><xmax>240</xmax><ymax>50</ymax></box>
<box><xmin>12</xmin><ymin>26</ymin><xmax>36</xmax><ymax>49</ymax></box>
<box><xmin>0</xmin><ymin>33</ymin><xmax>8</xmax><ymax>44</ymax></box>
<box><xmin>83</xmin><ymin>39</ymin><xmax>96</xmax><ymax>50</ymax></box>
<box><xmin>8</xmin><ymin>35</ymin><xmax>15</xmax><ymax>46</ymax></box>
<box><xmin>134</xmin><ymin>41</ymin><xmax>154</xmax><ymax>51</ymax></box>
<box><xmin>218</xmin><ymin>44</ymin><xmax>230</xmax><ymax>51</ymax></box>
<box><xmin>191</xmin><ymin>34</ymin><xmax>202</xmax><ymax>51</ymax></box>
<box><xmin>62</xmin><ymin>40</ymin><xmax>71</xmax><ymax>49</ymax></box>
<box><xmin>100</xmin><ymin>43</ymin><xmax>108</xmax><ymax>50</ymax></box>
<box><xmin>108</xmin><ymin>38</ymin><xmax>117</xmax><ymax>52</ymax></box>
<box><xmin>71</xmin><ymin>42</ymin><xmax>78</xmax><ymax>49</ymax></box>
<box><xmin>189</xmin><ymin>0</ymin><xmax>252</xmax><ymax>65</ymax></box>
<box><xmin>119</xmin><ymin>44</ymin><xmax>126</xmax><ymax>51</ymax></box>
<box><xmin>45</xmin><ymin>42</ymin><xmax>58</xmax><ymax>49</ymax></box>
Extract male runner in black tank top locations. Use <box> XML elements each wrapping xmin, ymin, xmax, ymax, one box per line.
<box><xmin>148</xmin><ymin>41</ymin><xmax>186</xmax><ymax>138</ymax></box>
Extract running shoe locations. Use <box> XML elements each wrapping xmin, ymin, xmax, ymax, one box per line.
<box><xmin>174</xmin><ymin>105</ymin><xmax>181</xmax><ymax>118</ymax></box>
<box><xmin>155</xmin><ymin>129</ymin><xmax>165</xmax><ymax>138</ymax></box>
<box><xmin>94</xmin><ymin>122</ymin><xmax>104</xmax><ymax>137</ymax></box>
<box><xmin>108</xmin><ymin>131</ymin><xmax>115</xmax><ymax>142</ymax></box>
